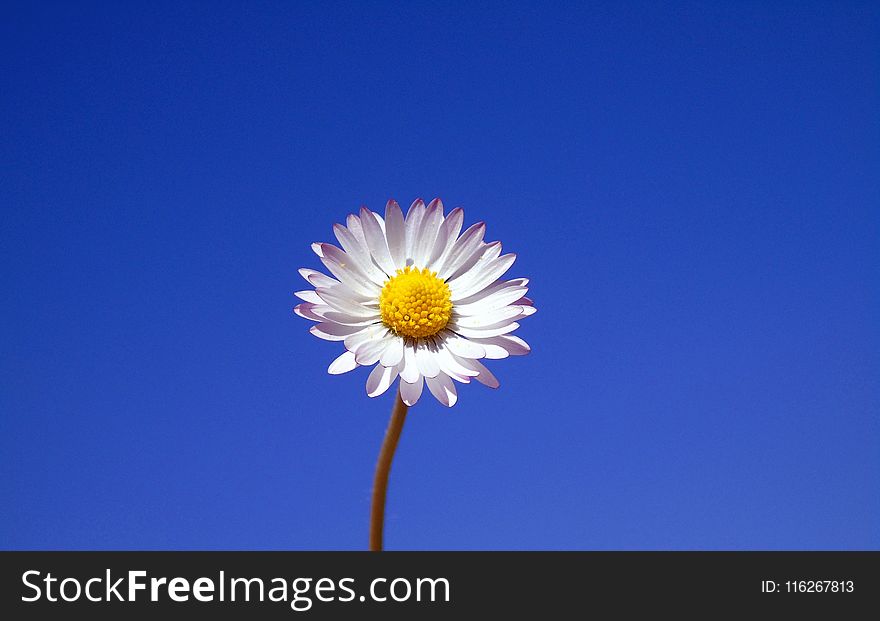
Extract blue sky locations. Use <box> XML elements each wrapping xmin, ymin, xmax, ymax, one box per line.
<box><xmin>2</xmin><ymin>1</ymin><xmax>878</xmax><ymax>550</ymax></box>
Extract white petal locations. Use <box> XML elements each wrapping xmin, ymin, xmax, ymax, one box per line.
<box><xmin>446</xmin><ymin>245</ymin><xmax>505</xmax><ymax>291</ymax></box>
<box><xmin>454</xmin><ymin>305</ymin><xmax>523</xmax><ymax>328</ymax></box>
<box><xmin>344</xmin><ymin>326</ymin><xmax>384</xmax><ymax>352</ymax></box>
<box><xmin>469</xmin><ymin>334</ymin><xmax>531</xmax><ymax>357</ymax></box>
<box><xmin>293</xmin><ymin>303</ymin><xmax>323</xmax><ymax>321</ymax></box>
<box><xmin>346</xmin><ymin>214</ymin><xmax>369</xmax><ymax>250</ymax></box>
<box><xmin>404</xmin><ymin>199</ymin><xmax>426</xmax><ymax>263</ymax></box>
<box><xmin>413</xmin><ymin>198</ymin><xmax>443</xmax><ymax>266</ymax></box>
<box><xmin>371</xmin><ymin>210</ymin><xmax>386</xmax><ymax>233</ymax></box>
<box><xmin>469</xmin><ymin>339</ymin><xmax>508</xmax><ymax>359</ymax></box>
<box><xmin>450</xmin><ymin>321</ymin><xmax>520</xmax><ymax>339</ymax></box>
<box><xmin>299</xmin><ymin>268</ymin><xmax>339</xmax><ymax>289</ymax></box>
<box><xmin>455</xmin><ymin>286</ymin><xmax>528</xmax><ymax>316</ymax></box>
<box><xmin>414</xmin><ymin>341</ymin><xmax>441</xmax><ymax>378</ymax></box>
<box><xmin>359</xmin><ymin>207</ymin><xmax>395</xmax><ymax>275</ymax></box>
<box><xmin>399</xmin><ymin>342</ymin><xmax>421</xmax><ymax>383</ymax></box>
<box><xmin>366</xmin><ymin>364</ymin><xmax>399</xmax><ymax>398</ymax></box>
<box><xmin>379</xmin><ymin>336</ymin><xmax>404</xmax><ymax>367</ymax></box>
<box><xmin>318</xmin><ymin>243</ymin><xmax>383</xmax><ymax>296</ymax></box>
<box><xmin>294</xmin><ymin>290</ymin><xmax>323</xmax><ymax>304</ymax></box>
<box><xmin>470</xmin><ymin>358</ymin><xmax>500</xmax><ymax>388</ymax></box>
<box><xmin>332</xmin><ymin>224</ymin><xmax>386</xmax><ymax>285</ymax></box>
<box><xmin>321</xmin><ymin>310</ymin><xmax>381</xmax><ymax>326</ymax></box>
<box><xmin>454</xmin><ymin>356</ymin><xmax>500</xmax><ymax>388</ymax></box>
<box><xmin>328</xmin><ymin>282</ymin><xmax>376</xmax><ymax>303</ymax></box>
<box><xmin>426</xmin><ymin>207</ymin><xmax>464</xmax><ymax>270</ymax></box>
<box><xmin>449</xmin><ymin>253</ymin><xmax>517</xmax><ymax>300</ymax></box>
<box><xmin>515</xmin><ymin>305</ymin><xmax>537</xmax><ymax>318</ymax></box>
<box><xmin>425</xmin><ymin>373</ymin><xmax>458</xmax><ymax>407</ymax></box>
<box><xmin>310</xmin><ymin>322</ymin><xmax>365</xmax><ymax>341</ymax></box>
<box><xmin>296</xmin><ymin>303</ymin><xmax>332</xmax><ymax>319</ymax></box>
<box><xmin>455</xmin><ymin>277</ymin><xmax>528</xmax><ymax>305</ymax></box>
<box><xmin>332</xmin><ymin>222</ymin><xmax>370</xmax><ymax>268</ymax></box>
<box><xmin>482</xmin><ymin>241</ymin><xmax>502</xmax><ymax>261</ymax></box>
<box><xmin>315</xmin><ymin>287</ymin><xmax>378</xmax><ymax>317</ymax></box>
<box><xmin>440</xmin><ymin>330</ymin><xmax>486</xmax><ymax>359</ymax></box>
<box><xmin>355</xmin><ymin>332</ymin><xmax>395</xmax><ymax>366</ymax></box>
<box><xmin>436</xmin><ymin>343</ymin><xmax>480</xmax><ymax>380</ymax></box>
<box><xmin>436</xmin><ymin>222</ymin><xmax>486</xmax><ymax>279</ymax></box>
<box><xmin>384</xmin><ymin>200</ymin><xmax>407</xmax><ymax>269</ymax></box>
<box><xmin>311</xmin><ymin>242</ymin><xmax>324</xmax><ymax>258</ymax></box>
<box><xmin>328</xmin><ymin>350</ymin><xmax>358</xmax><ymax>375</ymax></box>
<box><xmin>459</xmin><ymin>276</ymin><xmax>526</xmax><ymax>298</ymax></box>
<box><xmin>444</xmin><ymin>241</ymin><xmax>500</xmax><ymax>284</ymax></box>
<box><xmin>440</xmin><ymin>370</ymin><xmax>471</xmax><ymax>384</ymax></box>
<box><xmin>399</xmin><ymin>374</ymin><xmax>424</xmax><ymax>406</ymax></box>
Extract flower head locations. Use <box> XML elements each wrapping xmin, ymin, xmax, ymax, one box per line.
<box><xmin>295</xmin><ymin>199</ymin><xmax>534</xmax><ymax>407</ymax></box>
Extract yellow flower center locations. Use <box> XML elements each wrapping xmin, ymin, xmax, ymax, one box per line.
<box><xmin>379</xmin><ymin>266</ymin><xmax>453</xmax><ymax>339</ymax></box>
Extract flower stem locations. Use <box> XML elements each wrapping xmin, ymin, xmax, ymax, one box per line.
<box><xmin>370</xmin><ymin>388</ymin><xmax>409</xmax><ymax>551</ymax></box>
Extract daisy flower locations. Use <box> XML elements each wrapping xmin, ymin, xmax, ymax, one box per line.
<box><xmin>295</xmin><ymin>198</ymin><xmax>534</xmax><ymax>407</ymax></box>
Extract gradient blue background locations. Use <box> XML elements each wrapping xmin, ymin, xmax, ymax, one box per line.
<box><xmin>2</xmin><ymin>1</ymin><xmax>878</xmax><ymax>550</ymax></box>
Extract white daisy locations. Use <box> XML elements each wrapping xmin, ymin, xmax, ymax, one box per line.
<box><xmin>295</xmin><ymin>198</ymin><xmax>535</xmax><ymax>407</ymax></box>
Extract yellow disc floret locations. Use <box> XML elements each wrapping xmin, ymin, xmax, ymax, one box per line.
<box><xmin>379</xmin><ymin>266</ymin><xmax>453</xmax><ymax>339</ymax></box>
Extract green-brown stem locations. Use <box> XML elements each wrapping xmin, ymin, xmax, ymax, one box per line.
<box><xmin>369</xmin><ymin>389</ymin><xmax>409</xmax><ymax>551</ymax></box>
